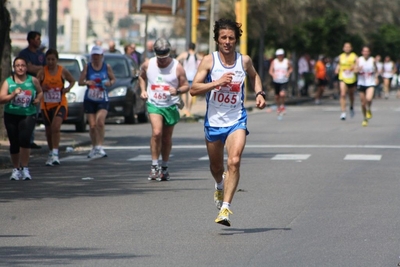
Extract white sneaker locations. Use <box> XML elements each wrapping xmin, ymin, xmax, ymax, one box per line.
<box><xmin>22</xmin><ymin>167</ymin><xmax>32</xmax><ymax>180</ymax></box>
<box><xmin>340</xmin><ymin>112</ymin><xmax>346</xmax><ymax>120</ymax></box>
<box><xmin>45</xmin><ymin>154</ymin><xmax>53</xmax><ymax>166</ymax></box>
<box><xmin>10</xmin><ymin>168</ymin><xmax>21</xmax><ymax>181</ymax></box>
<box><xmin>87</xmin><ymin>148</ymin><xmax>96</xmax><ymax>158</ymax></box>
<box><xmin>97</xmin><ymin>148</ymin><xmax>107</xmax><ymax>158</ymax></box>
<box><xmin>51</xmin><ymin>154</ymin><xmax>60</xmax><ymax>165</ymax></box>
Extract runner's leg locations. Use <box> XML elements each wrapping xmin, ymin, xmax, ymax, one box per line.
<box><xmin>223</xmin><ymin>129</ymin><xmax>246</xmax><ymax>204</ymax></box>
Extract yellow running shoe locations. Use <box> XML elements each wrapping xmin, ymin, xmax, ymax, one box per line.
<box><xmin>215</xmin><ymin>208</ymin><xmax>233</xmax><ymax>227</ymax></box>
<box><xmin>362</xmin><ymin>119</ymin><xmax>368</xmax><ymax>127</ymax></box>
<box><xmin>366</xmin><ymin>110</ymin><xmax>372</xmax><ymax>119</ymax></box>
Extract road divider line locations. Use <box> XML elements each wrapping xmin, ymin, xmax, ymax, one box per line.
<box><xmin>344</xmin><ymin>154</ymin><xmax>382</xmax><ymax>161</ymax></box>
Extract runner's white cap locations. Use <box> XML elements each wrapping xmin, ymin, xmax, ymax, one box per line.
<box><xmin>275</xmin><ymin>48</ymin><xmax>285</xmax><ymax>55</ymax></box>
<box><xmin>91</xmin><ymin>46</ymin><xmax>104</xmax><ymax>55</ymax></box>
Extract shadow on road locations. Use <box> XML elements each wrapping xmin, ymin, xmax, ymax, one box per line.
<box><xmin>0</xmin><ymin>246</ymin><xmax>145</xmax><ymax>266</ymax></box>
<box><xmin>219</xmin><ymin>227</ymin><xmax>291</xmax><ymax>235</ymax></box>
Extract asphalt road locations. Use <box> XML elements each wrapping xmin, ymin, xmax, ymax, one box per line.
<box><xmin>1</xmin><ymin>94</ymin><xmax>400</xmax><ymax>266</ymax></box>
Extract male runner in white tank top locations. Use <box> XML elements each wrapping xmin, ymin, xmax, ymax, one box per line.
<box><xmin>176</xmin><ymin>42</ymin><xmax>201</xmax><ymax>117</ymax></box>
<box><xmin>269</xmin><ymin>48</ymin><xmax>292</xmax><ymax>115</ymax></box>
<box><xmin>191</xmin><ymin>18</ymin><xmax>266</xmax><ymax>227</ymax></box>
<box><xmin>139</xmin><ymin>38</ymin><xmax>189</xmax><ymax>181</ymax></box>
<box><xmin>355</xmin><ymin>46</ymin><xmax>376</xmax><ymax>127</ymax></box>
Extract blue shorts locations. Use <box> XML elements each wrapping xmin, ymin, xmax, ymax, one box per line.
<box><xmin>84</xmin><ymin>100</ymin><xmax>109</xmax><ymax>114</ymax></box>
<box><xmin>205</xmin><ymin>120</ymin><xmax>249</xmax><ymax>144</ymax></box>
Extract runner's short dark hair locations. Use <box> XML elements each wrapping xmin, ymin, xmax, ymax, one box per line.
<box><xmin>213</xmin><ymin>18</ymin><xmax>242</xmax><ymax>42</ymax></box>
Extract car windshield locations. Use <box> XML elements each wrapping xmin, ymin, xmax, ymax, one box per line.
<box><xmin>59</xmin><ymin>59</ymin><xmax>81</xmax><ymax>80</ymax></box>
<box><xmin>104</xmin><ymin>57</ymin><xmax>130</xmax><ymax>78</ymax></box>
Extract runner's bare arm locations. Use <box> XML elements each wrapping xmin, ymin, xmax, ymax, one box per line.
<box><xmin>32</xmin><ymin>77</ymin><xmax>43</xmax><ymax>104</ymax></box>
<box><xmin>190</xmin><ymin>54</ymin><xmax>234</xmax><ymax>96</ymax></box>
<box><xmin>0</xmin><ymin>80</ymin><xmax>15</xmax><ymax>104</ymax></box>
<box><xmin>287</xmin><ymin>61</ymin><xmax>293</xmax><ymax>77</ymax></box>
<box><xmin>354</xmin><ymin>58</ymin><xmax>360</xmax><ymax>73</ymax></box>
<box><xmin>243</xmin><ymin>55</ymin><xmax>266</xmax><ymax>109</ymax></box>
<box><xmin>268</xmin><ymin>60</ymin><xmax>274</xmax><ymax>78</ymax></box>
<box><xmin>106</xmin><ymin>64</ymin><xmax>116</xmax><ymax>87</ymax></box>
<box><xmin>36</xmin><ymin>69</ymin><xmax>48</xmax><ymax>91</ymax></box>
<box><xmin>139</xmin><ymin>60</ymin><xmax>149</xmax><ymax>99</ymax></box>
<box><xmin>78</xmin><ymin>64</ymin><xmax>89</xmax><ymax>86</ymax></box>
<box><xmin>175</xmin><ymin>52</ymin><xmax>188</xmax><ymax>63</ymax></box>
<box><xmin>62</xmin><ymin>68</ymin><xmax>76</xmax><ymax>93</ymax></box>
<box><xmin>173</xmin><ymin>63</ymin><xmax>189</xmax><ymax>95</ymax></box>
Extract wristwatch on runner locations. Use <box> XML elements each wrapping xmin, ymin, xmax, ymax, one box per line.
<box><xmin>255</xmin><ymin>91</ymin><xmax>266</xmax><ymax>99</ymax></box>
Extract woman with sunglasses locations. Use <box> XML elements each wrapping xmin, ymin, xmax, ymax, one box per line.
<box><xmin>0</xmin><ymin>57</ymin><xmax>43</xmax><ymax>180</ymax></box>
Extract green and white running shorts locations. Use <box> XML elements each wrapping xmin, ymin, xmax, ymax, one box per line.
<box><xmin>147</xmin><ymin>102</ymin><xmax>180</xmax><ymax>126</ymax></box>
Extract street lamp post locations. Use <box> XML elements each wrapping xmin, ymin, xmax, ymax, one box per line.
<box><xmin>48</xmin><ymin>0</ymin><xmax>57</xmax><ymax>49</ymax></box>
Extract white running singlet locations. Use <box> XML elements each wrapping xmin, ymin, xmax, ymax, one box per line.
<box><xmin>357</xmin><ymin>57</ymin><xmax>376</xmax><ymax>87</ymax></box>
<box><xmin>205</xmin><ymin>51</ymin><xmax>246</xmax><ymax>127</ymax></box>
<box><xmin>382</xmin><ymin>61</ymin><xmax>394</xmax><ymax>79</ymax></box>
<box><xmin>146</xmin><ymin>57</ymin><xmax>180</xmax><ymax>108</ymax></box>
<box><xmin>183</xmin><ymin>53</ymin><xmax>198</xmax><ymax>82</ymax></box>
<box><xmin>272</xmin><ymin>58</ymin><xmax>289</xmax><ymax>83</ymax></box>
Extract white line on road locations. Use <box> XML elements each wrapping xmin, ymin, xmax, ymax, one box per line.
<box><xmin>95</xmin><ymin>144</ymin><xmax>400</xmax><ymax>150</ymax></box>
<box><xmin>271</xmin><ymin>154</ymin><xmax>311</xmax><ymax>160</ymax></box>
<box><xmin>199</xmin><ymin>155</ymin><xmax>228</xmax><ymax>161</ymax></box>
<box><xmin>344</xmin><ymin>154</ymin><xmax>382</xmax><ymax>161</ymax></box>
<box><xmin>127</xmin><ymin>155</ymin><xmax>174</xmax><ymax>161</ymax></box>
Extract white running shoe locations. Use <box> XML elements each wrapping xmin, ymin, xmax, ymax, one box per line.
<box><xmin>97</xmin><ymin>148</ymin><xmax>107</xmax><ymax>158</ymax></box>
<box><xmin>340</xmin><ymin>112</ymin><xmax>346</xmax><ymax>120</ymax></box>
<box><xmin>22</xmin><ymin>167</ymin><xmax>31</xmax><ymax>180</ymax></box>
<box><xmin>45</xmin><ymin>154</ymin><xmax>53</xmax><ymax>166</ymax></box>
<box><xmin>87</xmin><ymin>148</ymin><xmax>96</xmax><ymax>158</ymax></box>
<box><xmin>10</xmin><ymin>168</ymin><xmax>21</xmax><ymax>181</ymax></box>
<box><xmin>51</xmin><ymin>154</ymin><xmax>60</xmax><ymax>165</ymax></box>
<box><xmin>148</xmin><ymin>165</ymin><xmax>160</xmax><ymax>180</ymax></box>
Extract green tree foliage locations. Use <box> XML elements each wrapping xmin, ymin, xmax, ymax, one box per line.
<box><xmin>369</xmin><ymin>24</ymin><xmax>400</xmax><ymax>59</ymax></box>
<box><xmin>290</xmin><ymin>10</ymin><xmax>363</xmax><ymax>57</ymax></box>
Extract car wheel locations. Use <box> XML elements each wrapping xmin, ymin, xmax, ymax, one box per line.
<box><xmin>124</xmin><ymin>106</ymin><xmax>136</xmax><ymax>124</ymax></box>
<box><xmin>75</xmin><ymin>114</ymin><xmax>87</xmax><ymax>132</ymax></box>
<box><xmin>137</xmin><ymin>112</ymin><xmax>148</xmax><ymax>123</ymax></box>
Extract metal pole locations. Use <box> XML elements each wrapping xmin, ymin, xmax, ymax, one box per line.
<box><xmin>191</xmin><ymin>0</ymin><xmax>198</xmax><ymax>44</ymax></box>
<box><xmin>208</xmin><ymin>0</ymin><xmax>215</xmax><ymax>53</ymax></box>
<box><xmin>185</xmin><ymin>0</ymin><xmax>192</xmax><ymax>47</ymax></box>
<box><xmin>48</xmin><ymin>0</ymin><xmax>57</xmax><ymax>49</ymax></box>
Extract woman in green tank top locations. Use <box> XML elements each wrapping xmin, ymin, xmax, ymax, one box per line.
<box><xmin>0</xmin><ymin>57</ymin><xmax>42</xmax><ymax>181</ymax></box>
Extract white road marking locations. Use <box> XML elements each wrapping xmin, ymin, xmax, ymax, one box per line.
<box><xmin>127</xmin><ymin>155</ymin><xmax>174</xmax><ymax>161</ymax></box>
<box><xmin>199</xmin><ymin>155</ymin><xmax>228</xmax><ymax>161</ymax></box>
<box><xmin>344</xmin><ymin>154</ymin><xmax>382</xmax><ymax>161</ymax></box>
<box><xmin>92</xmin><ymin>144</ymin><xmax>400</xmax><ymax>150</ymax></box>
<box><xmin>271</xmin><ymin>154</ymin><xmax>311</xmax><ymax>160</ymax></box>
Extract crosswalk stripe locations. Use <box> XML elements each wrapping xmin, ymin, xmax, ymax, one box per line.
<box><xmin>344</xmin><ymin>154</ymin><xmax>382</xmax><ymax>161</ymax></box>
<box><xmin>127</xmin><ymin>155</ymin><xmax>174</xmax><ymax>161</ymax></box>
<box><xmin>271</xmin><ymin>154</ymin><xmax>311</xmax><ymax>160</ymax></box>
<box><xmin>199</xmin><ymin>155</ymin><xmax>228</xmax><ymax>161</ymax></box>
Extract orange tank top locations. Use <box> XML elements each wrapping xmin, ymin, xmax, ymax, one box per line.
<box><xmin>315</xmin><ymin>60</ymin><xmax>326</xmax><ymax>79</ymax></box>
<box><xmin>40</xmin><ymin>65</ymin><xmax>66</xmax><ymax>109</ymax></box>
